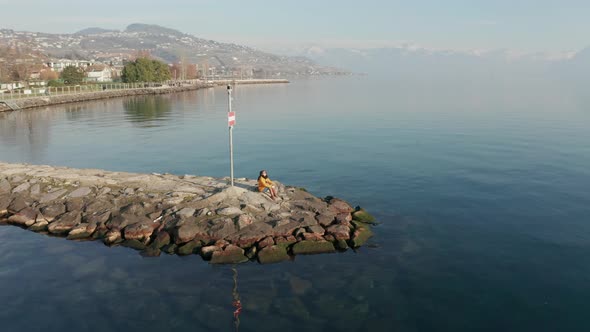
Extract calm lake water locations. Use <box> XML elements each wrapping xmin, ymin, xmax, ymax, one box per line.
<box><xmin>1</xmin><ymin>77</ymin><xmax>590</xmax><ymax>331</ymax></box>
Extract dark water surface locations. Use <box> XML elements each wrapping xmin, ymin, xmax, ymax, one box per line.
<box><xmin>1</xmin><ymin>77</ymin><xmax>590</xmax><ymax>331</ymax></box>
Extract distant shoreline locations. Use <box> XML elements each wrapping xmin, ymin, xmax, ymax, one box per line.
<box><xmin>0</xmin><ymin>79</ymin><xmax>289</xmax><ymax>113</ymax></box>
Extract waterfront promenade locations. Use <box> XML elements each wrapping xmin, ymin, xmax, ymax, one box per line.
<box><xmin>0</xmin><ymin>79</ymin><xmax>289</xmax><ymax>112</ymax></box>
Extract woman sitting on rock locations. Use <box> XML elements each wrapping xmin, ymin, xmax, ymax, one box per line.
<box><xmin>258</xmin><ymin>170</ymin><xmax>278</xmax><ymax>200</ymax></box>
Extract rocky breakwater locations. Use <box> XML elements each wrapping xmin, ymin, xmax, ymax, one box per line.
<box><xmin>0</xmin><ymin>162</ymin><xmax>376</xmax><ymax>264</ymax></box>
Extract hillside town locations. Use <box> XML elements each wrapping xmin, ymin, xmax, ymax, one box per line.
<box><xmin>0</xmin><ymin>24</ymin><xmax>345</xmax><ymax>93</ymax></box>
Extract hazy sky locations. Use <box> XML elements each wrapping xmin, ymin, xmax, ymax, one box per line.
<box><xmin>1</xmin><ymin>0</ymin><xmax>589</xmax><ymax>53</ymax></box>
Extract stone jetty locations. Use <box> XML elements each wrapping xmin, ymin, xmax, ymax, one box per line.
<box><xmin>0</xmin><ymin>162</ymin><xmax>375</xmax><ymax>264</ymax></box>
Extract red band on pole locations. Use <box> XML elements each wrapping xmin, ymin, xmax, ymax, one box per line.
<box><xmin>228</xmin><ymin>111</ymin><xmax>236</xmax><ymax>127</ymax></box>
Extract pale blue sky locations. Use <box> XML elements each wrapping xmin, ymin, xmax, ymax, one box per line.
<box><xmin>1</xmin><ymin>0</ymin><xmax>589</xmax><ymax>53</ymax></box>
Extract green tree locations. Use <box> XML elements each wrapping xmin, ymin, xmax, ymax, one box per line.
<box><xmin>60</xmin><ymin>66</ymin><xmax>85</xmax><ymax>84</ymax></box>
<box><xmin>122</xmin><ymin>58</ymin><xmax>171</xmax><ymax>83</ymax></box>
<box><xmin>47</xmin><ymin>79</ymin><xmax>65</xmax><ymax>87</ymax></box>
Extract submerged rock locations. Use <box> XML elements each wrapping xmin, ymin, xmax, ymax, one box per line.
<box><xmin>29</xmin><ymin>220</ymin><xmax>48</xmax><ymax>232</ymax></box>
<box><xmin>121</xmin><ymin>239</ymin><xmax>147</xmax><ymax>250</ymax></box>
<box><xmin>177</xmin><ymin>239</ymin><xmax>202</xmax><ymax>255</ymax></box>
<box><xmin>150</xmin><ymin>231</ymin><xmax>171</xmax><ymax>249</ymax></box>
<box><xmin>210</xmin><ymin>245</ymin><xmax>248</xmax><ymax>264</ymax></box>
<box><xmin>258</xmin><ymin>245</ymin><xmax>291</xmax><ymax>264</ymax></box>
<box><xmin>352</xmin><ymin>208</ymin><xmax>377</xmax><ymax>224</ymax></box>
<box><xmin>351</xmin><ymin>221</ymin><xmax>374</xmax><ymax>247</ymax></box>
<box><xmin>292</xmin><ymin>240</ymin><xmax>336</xmax><ymax>255</ymax></box>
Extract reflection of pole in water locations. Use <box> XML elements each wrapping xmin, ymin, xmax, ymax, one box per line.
<box><xmin>232</xmin><ymin>266</ymin><xmax>242</xmax><ymax>332</ymax></box>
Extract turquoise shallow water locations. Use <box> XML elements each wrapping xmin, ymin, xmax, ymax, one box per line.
<box><xmin>1</xmin><ymin>77</ymin><xmax>590</xmax><ymax>331</ymax></box>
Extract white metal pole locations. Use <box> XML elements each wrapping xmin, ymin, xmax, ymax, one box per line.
<box><xmin>228</xmin><ymin>85</ymin><xmax>234</xmax><ymax>186</ymax></box>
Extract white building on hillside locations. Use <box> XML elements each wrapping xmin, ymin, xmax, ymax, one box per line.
<box><xmin>86</xmin><ymin>67</ymin><xmax>112</xmax><ymax>82</ymax></box>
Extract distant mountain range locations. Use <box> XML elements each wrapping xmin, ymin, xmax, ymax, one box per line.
<box><xmin>1</xmin><ymin>22</ymin><xmax>587</xmax><ymax>80</ymax></box>
<box><xmin>292</xmin><ymin>44</ymin><xmax>588</xmax><ymax>78</ymax></box>
<box><xmin>0</xmin><ymin>23</ymin><xmax>345</xmax><ymax>76</ymax></box>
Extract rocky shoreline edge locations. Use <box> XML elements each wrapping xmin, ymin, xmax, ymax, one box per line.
<box><xmin>0</xmin><ymin>79</ymin><xmax>290</xmax><ymax>112</ymax></box>
<box><xmin>0</xmin><ymin>162</ymin><xmax>375</xmax><ymax>264</ymax></box>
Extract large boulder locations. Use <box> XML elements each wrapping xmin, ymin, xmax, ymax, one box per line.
<box><xmin>315</xmin><ymin>212</ymin><xmax>336</xmax><ymax>227</ymax></box>
<box><xmin>207</xmin><ymin>217</ymin><xmax>237</xmax><ymax>239</ymax></box>
<box><xmin>335</xmin><ymin>213</ymin><xmax>352</xmax><ymax>226</ymax></box>
<box><xmin>7</xmin><ymin>207</ymin><xmax>38</xmax><ymax>227</ymax></box>
<box><xmin>119</xmin><ymin>203</ymin><xmax>145</xmax><ymax>216</ymax></box>
<box><xmin>257</xmin><ymin>236</ymin><xmax>275</xmax><ymax>249</ymax></box>
<box><xmin>85</xmin><ymin>211</ymin><xmax>111</xmax><ymax>225</ymax></box>
<box><xmin>121</xmin><ymin>239</ymin><xmax>147</xmax><ymax>250</ymax></box>
<box><xmin>123</xmin><ymin>219</ymin><xmax>158</xmax><ymax>241</ymax></box>
<box><xmin>150</xmin><ymin>231</ymin><xmax>171</xmax><ymax>249</ymax></box>
<box><xmin>65</xmin><ymin>198</ymin><xmax>85</xmax><ymax>212</ymax></box>
<box><xmin>200</xmin><ymin>245</ymin><xmax>222</xmax><ymax>260</ymax></box>
<box><xmin>352</xmin><ymin>208</ymin><xmax>377</xmax><ymax>224</ymax></box>
<box><xmin>351</xmin><ymin>222</ymin><xmax>374</xmax><ymax>247</ymax></box>
<box><xmin>8</xmin><ymin>196</ymin><xmax>29</xmax><ymax>214</ymax></box>
<box><xmin>326</xmin><ymin>224</ymin><xmax>351</xmax><ymax>241</ymax></box>
<box><xmin>48</xmin><ymin>211</ymin><xmax>82</xmax><ymax>234</ymax></box>
<box><xmin>216</xmin><ymin>206</ymin><xmax>243</xmax><ymax>216</ymax></box>
<box><xmin>68</xmin><ymin>187</ymin><xmax>92</xmax><ymax>198</ymax></box>
<box><xmin>106</xmin><ymin>214</ymin><xmax>144</xmax><ymax>231</ymax></box>
<box><xmin>327</xmin><ymin>197</ymin><xmax>354</xmax><ymax>214</ymax></box>
<box><xmin>0</xmin><ymin>178</ymin><xmax>11</xmax><ymax>194</ymax></box>
<box><xmin>232</xmin><ymin>221</ymin><xmax>274</xmax><ymax>247</ymax></box>
<box><xmin>0</xmin><ymin>195</ymin><xmax>12</xmax><ymax>217</ymax></box>
<box><xmin>210</xmin><ymin>245</ymin><xmax>248</xmax><ymax>264</ymax></box>
<box><xmin>301</xmin><ymin>232</ymin><xmax>325</xmax><ymax>241</ymax></box>
<box><xmin>11</xmin><ymin>182</ymin><xmax>30</xmax><ymax>194</ymax></box>
<box><xmin>258</xmin><ymin>245</ymin><xmax>291</xmax><ymax>264</ymax></box>
<box><xmin>30</xmin><ymin>184</ymin><xmax>41</xmax><ymax>196</ymax></box>
<box><xmin>177</xmin><ymin>239</ymin><xmax>202</xmax><ymax>255</ymax></box>
<box><xmin>291</xmin><ymin>198</ymin><xmax>329</xmax><ymax>214</ymax></box>
<box><xmin>239</xmin><ymin>191</ymin><xmax>270</xmax><ymax>207</ymax></box>
<box><xmin>270</xmin><ymin>219</ymin><xmax>309</xmax><ymax>237</ymax></box>
<box><xmin>104</xmin><ymin>230</ymin><xmax>122</xmax><ymax>245</ymax></box>
<box><xmin>236</xmin><ymin>214</ymin><xmax>253</xmax><ymax>230</ymax></box>
<box><xmin>176</xmin><ymin>207</ymin><xmax>196</xmax><ymax>219</ymax></box>
<box><xmin>40</xmin><ymin>203</ymin><xmax>66</xmax><ymax>222</ymax></box>
<box><xmin>84</xmin><ymin>200</ymin><xmax>112</xmax><ymax>216</ymax></box>
<box><xmin>29</xmin><ymin>220</ymin><xmax>48</xmax><ymax>232</ymax></box>
<box><xmin>174</xmin><ymin>218</ymin><xmax>208</xmax><ymax>244</ymax></box>
<box><xmin>307</xmin><ymin>225</ymin><xmax>325</xmax><ymax>235</ymax></box>
<box><xmin>39</xmin><ymin>189</ymin><xmax>68</xmax><ymax>204</ymax></box>
<box><xmin>67</xmin><ymin>223</ymin><xmax>95</xmax><ymax>240</ymax></box>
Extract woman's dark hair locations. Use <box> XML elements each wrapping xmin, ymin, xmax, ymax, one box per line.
<box><xmin>258</xmin><ymin>170</ymin><xmax>267</xmax><ymax>181</ymax></box>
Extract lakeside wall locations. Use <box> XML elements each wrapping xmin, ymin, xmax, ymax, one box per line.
<box><xmin>0</xmin><ymin>79</ymin><xmax>289</xmax><ymax>113</ymax></box>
